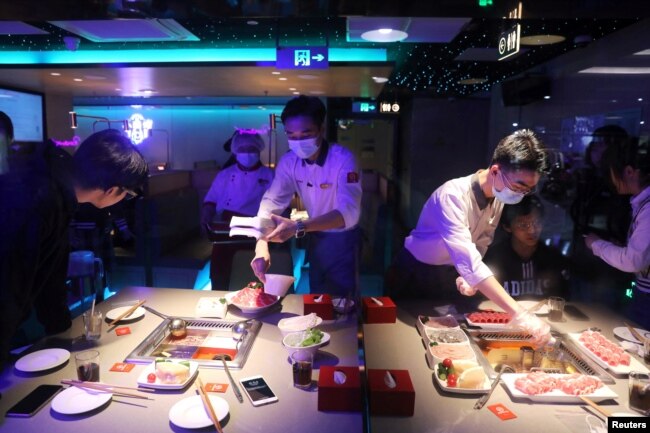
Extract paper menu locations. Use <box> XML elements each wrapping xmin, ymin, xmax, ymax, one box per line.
<box><xmin>229</xmin><ymin>216</ymin><xmax>275</xmax><ymax>240</ymax></box>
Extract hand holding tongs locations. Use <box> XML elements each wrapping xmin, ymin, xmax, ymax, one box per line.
<box><xmin>474</xmin><ymin>364</ymin><xmax>513</xmax><ymax>410</ymax></box>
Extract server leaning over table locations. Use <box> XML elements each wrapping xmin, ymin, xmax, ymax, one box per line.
<box><xmin>388</xmin><ymin>129</ymin><xmax>552</xmax><ymax>345</ymax></box>
<box><xmin>251</xmin><ymin>96</ymin><xmax>362</xmax><ymax>297</ymax></box>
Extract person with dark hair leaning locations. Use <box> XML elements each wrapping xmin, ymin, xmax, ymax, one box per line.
<box><xmin>0</xmin><ymin>129</ymin><xmax>148</xmax><ymax>367</ymax></box>
<box><xmin>251</xmin><ymin>95</ymin><xmax>362</xmax><ymax>297</ymax></box>
<box><xmin>0</xmin><ymin>111</ymin><xmax>13</xmax><ymax>175</ymax></box>
<box><xmin>585</xmin><ymin>138</ymin><xmax>650</xmax><ymax>329</ymax></box>
<box><xmin>389</xmin><ymin>129</ymin><xmax>551</xmax><ymax>344</ymax></box>
<box><xmin>483</xmin><ymin>195</ymin><xmax>570</xmax><ymax>300</ymax></box>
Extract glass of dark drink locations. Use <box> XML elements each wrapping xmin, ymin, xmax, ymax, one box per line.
<box><xmin>75</xmin><ymin>350</ymin><xmax>100</xmax><ymax>382</ymax></box>
<box><xmin>628</xmin><ymin>371</ymin><xmax>650</xmax><ymax>416</ymax></box>
<box><xmin>291</xmin><ymin>351</ymin><xmax>313</xmax><ymax>390</ymax></box>
<box><xmin>547</xmin><ymin>297</ymin><xmax>565</xmax><ymax>322</ymax></box>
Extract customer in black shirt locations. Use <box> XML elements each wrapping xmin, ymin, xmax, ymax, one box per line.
<box><xmin>484</xmin><ymin>195</ymin><xmax>570</xmax><ymax>300</ymax></box>
<box><xmin>0</xmin><ymin>129</ymin><xmax>148</xmax><ymax>367</ymax></box>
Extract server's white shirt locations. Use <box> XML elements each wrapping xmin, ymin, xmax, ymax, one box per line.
<box><xmin>204</xmin><ymin>164</ymin><xmax>274</xmax><ymax>216</ymax></box>
<box><xmin>591</xmin><ymin>185</ymin><xmax>650</xmax><ymax>293</ymax></box>
<box><xmin>404</xmin><ymin>172</ymin><xmax>504</xmax><ymax>287</ymax></box>
<box><xmin>257</xmin><ymin>142</ymin><xmax>361</xmax><ymax>231</ymax></box>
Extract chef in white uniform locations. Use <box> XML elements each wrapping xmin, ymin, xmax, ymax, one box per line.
<box><xmin>251</xmin><ymin>96</ymin><xmax>362</xmax><ymax>297</ymax></box>
<box><xmin>202</xmin><ymin>130</ymin><xmax>274</xmax><ymax>290</ymax></box>
<box><xmin>202</xmin><ymin>130</ymin><xmax>274</xmax><ymax>224</ymax></box>
<box><xmin>390</xmin><ymin>129</ymin><xmax>552</xmax><ymax>345</ymax></box>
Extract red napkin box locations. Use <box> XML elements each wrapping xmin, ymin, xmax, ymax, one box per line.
<box><xmin>367</xmin><ymin>369</ymin><xmax>415</xmax><ymax>417</ymax></box>
<box><xmin>317</xmin><ymin>366</ymin><xmax>362</xmax><ymax>412</ymax></box>
<box><xmin>362</xmin><ymin>297</ymin><xmax>397</xmax><ymax>324</ymax></box>
<box><xmin>303</xmin><ymin>294</ymin><xmax>334</xmax><ymax>320</ymax></box>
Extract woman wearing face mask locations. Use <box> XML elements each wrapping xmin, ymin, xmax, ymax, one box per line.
<box><xmin>387</xmin><ymin>129</ymin><xmax>552</xmax><ymax>346</ymax></box>
<box><xmin>202</xmin><ymin>130</ymin><xmax>274</xmax><ymax>290</ymax></box>
<box><xmin>251</xmin><ymin>96</ymin><xmax>362</xmax><ymax>297</ymax></box>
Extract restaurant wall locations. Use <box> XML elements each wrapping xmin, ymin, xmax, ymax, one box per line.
<box><xmin>45</xmin><ymin>93</ymin><xmax>74</xmax><ymax>142</ymax></box>
<box><xmin>399</xmin><ymin>97</ymin><xmax>491</xmax><ymax>228</ymax></box>
<box><xmin>71</xmin><ymin>105</ymin><xmax>286</xmax><ymax>170</ymax></box>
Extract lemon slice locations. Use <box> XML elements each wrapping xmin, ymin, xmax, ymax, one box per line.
<box><xmin>458</xmin><ymin>366</ymin><xmax>487</xmax><ymax>389</ymax></box>
<box><xmin>450</xmin><ymin>359</ymin><xmax>479</xmax><ymax>375</ymax></box>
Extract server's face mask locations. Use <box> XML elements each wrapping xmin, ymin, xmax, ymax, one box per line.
<box><xmin>492</xmin><ymin>170</ymin><xmax>526</xmax><ymax>204</ymax></box>
<box><xmin>288</xmin><ymin>137</ymin><xmax>319</xmax><ymax>159</ymax></box>
<box><xmin>236</xmin><ymin>152</ymin><xmax>260</xmax><ymax>168</ymax></box>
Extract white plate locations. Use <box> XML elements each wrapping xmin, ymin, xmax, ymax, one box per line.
<box><xmin>567</xmin><ymin>333</ymin><xmax>649</xmax><ymax>375</ymax></box>
<box><xmin>169</xmin><ymin>395</ymin><xmax>229</xmax><ymax>429</ymax></box>
<box><xmin>613</xmin><ymin>326</ymin><xmax>650</xmax><ymax>344</ymax></box>
<box><xmin>501</xmin><ymin>374</ymin><xmax>618</xmax><ymax>403</ymax></box>
<box><xmin>137</xmin><ymin>360</ymin><xmax>199</xmax><ymax>390</ymax></box>
<box><xmin>15</xmin><ymin>348</ymin><xmax>70</xmax><ymax>373</ymax></box>
<box><xmin>478</xmin><ymin>300</ymin><xmax>549</xmax><ymax>315</ymax></box>
<box><xmin>433</xmin><ymin>364</ymin><xmax>491</xmax><ymax>394</ymax></box>
<box><xmin>105</xmin><ymin>306</ymin><xmax>146</xmax><ymax>322</ymax></box>
<box><xmin>51</xmin><ymin>386</ymin><xmax>112</xmax><ymax>415</ymax></box>
<box><xmin>464</xmin><ymin>313</ymin><xmax>513</xmax><ymax>330</ymax></box>
<box><xmin>225</xmin><ymin>290</ymin><xmax>280</xmax><ymax>314</ymax></box>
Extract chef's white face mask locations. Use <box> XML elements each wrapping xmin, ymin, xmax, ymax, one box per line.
<box><xmin>236</xmin><ymin>152</ymin><xmax>260</xmax><ymax>168</ymax></box>
<box><xmin>288</xmin><ymin>137</ymin><xmax>319</xmax><ymax>159</ymax></box>
<box><xmin>492</xmin><ymin>170</ymin><xmax>526</xmax><ymax>204</ymax></box>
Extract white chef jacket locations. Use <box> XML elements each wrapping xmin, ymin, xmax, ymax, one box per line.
<box><xmin>257</xmin><ymin>141</ymin><xmax>361</xmax><ymax>232</ymax></box>
<box><xmin>404</xmin><ymin>172</ymin><xmax>504</xmax><ymax>287</ymax></box>
<box><xmin>591</xmin><ymin>185</ymin><xmax>650</xmax><ymax>293</ymax></box>
<box><xmin>204</xmin><ymin>163</ymin><xmax>274</xmax><ymax>217</ymax></box>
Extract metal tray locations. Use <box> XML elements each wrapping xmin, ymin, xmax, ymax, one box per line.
<box><xmin>124</xmin><ymin>317</ymin><xmax>261</xmax><ymax>369</ymax></box>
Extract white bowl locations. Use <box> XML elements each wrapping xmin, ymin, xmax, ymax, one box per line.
<box><xmin>282</xmin><ymin>331</ymin><xmax>330</xmax><ymax>356</ymax></box>
<box><xmin>332</xmin><ymin>297</ymin><xmax>355</xmax><ymax>314</ymax></box>
<box><xmin>264</xmin><ymin>274</ymin><xmax>295</xmax><ymax>297</ymax></box>
<box><xmin>278</xmin><ymin>314</ymin><xmax>323</xmax><ymax>337</ymax></box>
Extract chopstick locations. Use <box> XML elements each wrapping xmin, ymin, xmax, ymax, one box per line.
<box><xmin>65</xmin><ymin>379</ymin><xmax>156</xmax><ymax>393</ymax></box>
<box><xmin>624</xmin><ymin>322</ymin><xmax>647</xmax><ymax>344</ymax></box>
<box><xmin>580</xmin><ymin>395</ymin><xmax>612</xmax><ymax>418</ymax></box>
<box><xmin>196</xmin><ymin>377</ymin><xmax>223</xmax><ymax>433</ymax></box>
<box><xmin>61</xmin><ymin>380</ymin><xmax>154</xmax><ymax>400</ymax></box>
<box><xmin>106</xmin><ymin>299</ymin><xmax>146</xmax><ymax>330</ymax></box>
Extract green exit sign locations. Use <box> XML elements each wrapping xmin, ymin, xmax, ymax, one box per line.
<box><xmin>479</xmin><ymin>0</ymin><xmax>493</xmax><ymax>6</ymax></box>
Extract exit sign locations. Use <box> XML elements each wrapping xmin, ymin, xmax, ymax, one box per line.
<box><xmin>276</xmin><ymin>47</ymin><xmax>328</xmax><ymax>69</ymax></box>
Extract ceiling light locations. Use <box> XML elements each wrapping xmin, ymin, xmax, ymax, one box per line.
<box><xmin>289</xmin><ymin>87</ymin><xmax>296</xmax><ymax>91</ymax></box>
<box><xmin>641</xmin><ymin>121</ymin><xmax>646</xmax><ymax>125</ymax></box>
<box><xmin>520</xmin><ymin>35</ymin><xmax>565</xmax><ymax>46</ymax></box>
<box><xmin>115</xmin><ymin>88</ymin><xmax>121</xmax><ymax>91</ymax></box>
<box><xmin>544</xmin><ymin>95</ymin><xmax>551</xmax><ymax>100</ymax></box>
<box><xmin>83</xmin><ymin>74</ymin><xmax>105</xmax><ymax>80</ymax></box>
<box><xmin>50</xmin><ymin>72</ymin><xmax>61</xmax><ymax>76</ymax></box>
<box><xmin>272</xmin><ymin>71</ymin><xmax>281</xmax><ymax>75</ymax></box>
<box><xmin>140</xmin><ymin>89</ymin><xmax>155</xmax><ymax>94</ymax></box>
<box><xmin>279</xmin><ymin>77</ymin><xmax>288</xmax><ymax>81</ymax></box>
<box><xmin>638</xmin><ymin>98</ymin><xmax>644</xmax><ymax>102</ymax></box>
<box><xmin>309</xmin><ymin>90</ymin><xmax>325</xmax><ymax>95</ymax></box>
<box><xmin>512</xmin><ymin>123</ymin><xmax>519</xmax><ymax>127</ymax></box>
<box><xmin>73</xmin><ymin>78</ymin><xmax>83</xmax><ymax>82</ymax></box>
<box><xmin>372</xmin><ymin>76</ymin><xmax>389</xmax><ymax>83</ymax></box>
<box><xmin>292</xmin><ymin>91</ymin><xmax>300</xmax><ymax>95</ymax></box>
<box><xmin>580</xmin><ymin>67</ymin><xmax>650</xmax><ymax>74</ymax></box>
<box><xmin>361</xmin><ymin>28</ymin><xmax>408</xmax><ymax>43</ymax></box>
<box><xmin>458</xmin><ymin>78</ymin><xmax>488</xmax><ymax>85</ymax></box>
<box><xmin>247</xmin><ymin>20</ymin><xmax>259</xmax><ymax>26</ymax></box>
<box><xmin>298</xmin><ymin>74</ymin><xmax>318</xmax><ymax>80</ymax></box>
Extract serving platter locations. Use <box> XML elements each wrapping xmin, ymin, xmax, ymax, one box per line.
<box><xmin>501</xmin><ymin>373</ymin><xmax>618</xmax><ymax>403</ymax></box>
<box><xmin>225</xmin><ymin>289</ymin><xmax>280</xmax><ymax>314</ymax></box>
<box><xmin>433</xmin><ymin>364</ymin><xmax>491</xmax><ymax>394</ymax></box>
<box><xmin>567</xmin><ymin>333</ymin><xmax>649</xmax><ymax>375</ymax></box>
<box><xmin>137</xmin><ymin>360</ymin><xmax>199</xmax><ymax>390</ymax></box>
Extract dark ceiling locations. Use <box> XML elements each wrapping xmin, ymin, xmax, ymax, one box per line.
<box><xmin>0</xmin><ymin>1</ymin><xmax>647</xmax><ymax>99</ymax></box>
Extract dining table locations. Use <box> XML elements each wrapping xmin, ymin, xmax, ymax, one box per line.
<box><xmin>0</xmin><ymin>286</ymin><xmax>364</xmax><ymax>433</ymax></box>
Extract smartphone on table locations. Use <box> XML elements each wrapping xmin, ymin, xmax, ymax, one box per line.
<box><xmin>6</xmin><ymin>384</ymin><xmax>64</xmax><ymax>418</ymax></box>
<box><xmin>239</xmin><ymin>375</ymin><xmax>278</xmax><ymax>406</ymax></box>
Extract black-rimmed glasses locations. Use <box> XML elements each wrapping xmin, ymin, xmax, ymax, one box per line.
<box><xmin>500</xmin><ymin>170</ymin><xmax>537</xmax><ymax>195</ymax></box>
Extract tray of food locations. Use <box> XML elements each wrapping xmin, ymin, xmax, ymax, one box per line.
<box><xmin>502</xmin><ymin>372</ymin><xmax>618</xmax><ymax>403</ymax></box>
<box><xmin>433</xmin><ymin>359</ymin><xmax>491</xmax><ymax>394</ymax></box>
<box><xmin>137</xmin><ymin>359</ymin><xmax>199</xmax><ymax>389</ymax></box>
<box><xmin>568</xmin><ymin>330</ymin><xmax>648</xmax><ymax>375</ymax></box>
<box><xmin>464</xmin><ymin>311</ymin><xmax>513</xmax><ymax>329</ymax></box>
<box><xmin>225</xmin><ymin>282</ymin><xmax>280</xmax><ymax>314</ymax></box>
<box><xmin>416</xmin><ymin>314</ymin><xmax>460</xmax><ymax>337</ymax></box>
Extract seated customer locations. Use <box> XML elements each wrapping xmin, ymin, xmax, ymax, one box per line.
<box><xmin>483</xmin><ymin>195</ymin><xmax>570</xmax><ymax>300</ymax></box>
<box><xmin>201</xmin><ymin>130</ymin><xmax>274</xmax><ymax>290</ymax></box>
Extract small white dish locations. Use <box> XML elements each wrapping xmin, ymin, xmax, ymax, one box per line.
<box><xmin>613</xmin><ymin>326</ymin><xmax>650</xmax><ymax>344</ymax></box>
<box><xmin>282</xmin><ymin>331</ymin><xmax>331</xmax><ymax>356</ymax></box>
<box><xmin>278</xmin><ymin>314</ymin><xmax>323</xmax><ymax>337</ymax></box>
<box><xmin>433</xmin><ymin>364</ymin><xmax>490</xmax><ymax>394</ymax></box>
<box><xmin>137</xmin><ymin>360</ymin><xmax>199</xmax><ymax>390</ymax></box>
<box><xmin>51</xmin><ymin>386</ymin><xmax>112</xmax><ymax>415</ymax></box>
<box><xmin>105</xmin><ymin>306</ymin><xmax>146</xmax><ymax>322</ymax></box>
<box><xmin>169</xmin><ymin>395</ymin><xmax>229</xmax><ymax>429</ymax></box>
<box><xmin>15</xmin><ymin>348</ymin><xmax>70</xmax><ymax>373</ymax></box>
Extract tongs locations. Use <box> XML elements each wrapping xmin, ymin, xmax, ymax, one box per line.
<box><xmin>474</xmin><ymin>364</ymin><xmax>513</xmax><ymax>409</ymax></box>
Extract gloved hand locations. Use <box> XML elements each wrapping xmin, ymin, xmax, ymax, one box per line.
<box><xmin>456</xmin><ymin>276</ymin><xmax>477</xmax><ymax>296</ymax></box>
<box><xmin>511</xmin><ymin>309</ymin><xmax>552</xmax><ymax>346</ymax></box>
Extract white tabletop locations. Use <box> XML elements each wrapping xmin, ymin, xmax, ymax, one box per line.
<box><xmin>0</xmin><ymin>287</ymin><xmax>363</xmax><ymax>433</ymax></box>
